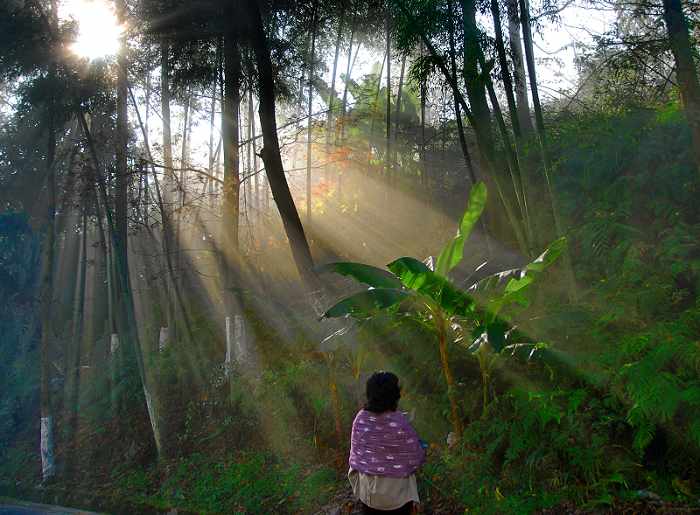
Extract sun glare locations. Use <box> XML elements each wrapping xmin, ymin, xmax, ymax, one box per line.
<box><xmin>62</xmin><ymin>0</ymin><xmax>123</xmax><ymax>60</ymax></box>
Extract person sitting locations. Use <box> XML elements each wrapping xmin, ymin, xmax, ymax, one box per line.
<box><xmin>348</xmin><ymin>371</ymin><xmax>426</xmax><ymax>514</ymax></box>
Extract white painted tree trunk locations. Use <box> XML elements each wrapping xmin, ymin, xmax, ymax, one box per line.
<box><xmin>110</xmin><ymin>333</ymin><xmax>119</xmax><ymax>412</ymax></box>
<box><xmin>142</xmin><ymin>384</ymin><xmax>162</xmax><ymax>456</ymax></box>
<box><xmin>225</xmin><ymin>314</ymin><xmax>257</xmax><ymax>376</ymax></box>
<box><xmin>233</xmin><ymin>314</ymin><xmax>246</xmax><ymax>365</ymax></box>
<box><xmin>110</xmin><ymin>333</ymin><xmax>120</xmax><ymax>355</ymax></box>
<box><xmin>225</xmin><ymin>315</ymin><xmax>233</xmax><ymax>377</ymax></box>
<box><xmin>159</xmin><ymin>326</ymin><xmax>169</xmax><ymax>352</ymax></box>
<box><xmin>40</xmin><ymin>416</ymin><xmax>55</xmax><ymax>481</ymax></box>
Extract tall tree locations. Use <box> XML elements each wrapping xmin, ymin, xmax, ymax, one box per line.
<box><xmin>222</xmin><ymin>15</ymin><xmax>242</xmax><ymax>259</ymax></box>
<box><xmin>39</xmin><ymin>85</ymin><xmax>57</xmax><ymax>483</ymax></box>
<box><xmin>662</xmin><ymin>0</ymin><xmax>700</xmax><ymax>172</ymax></box>
<box><xmin>507</xmin><ymin>0</ymin><xmax>534</xmax><ymax>135</ymax></box>
<box><xmin>38</xmin><ymin>0</ymin><xmax>61</xmax><ymax>483</ymax></box>
<box><xmin>490</xmin><ymin>0</ymin><xmax>521</xmax><ymax>138</ymax></box>
<box><xmin>340</xmin><ymin>19</ymin><xmax>357</xmax><ymax>142</ymax></box>
<box><xmin>115</xmin><ymin>0</ymin><xmax>129</xmax><ymax>272</ymax></box>
<box><xmin>245</xmin><ymin>0</ymin><xmax>320</xmax><ymax>291</ymax></box>
<box><xmin>307</xmin><ymin>1</ymin><xmax>319</xmax><ymax>224</ymax></box>
<box><xmin>385</xmin><ymin>6</ymin><xmax>392</xmax><ymax>174</ymax></box>
<box><xmin>448</xmin><ymin>0</ymin><xmax>477</xmax><ymax>183</ymax></box>
<box><xmin>327</xmin><ymin>3</ymin><xmax>346</xmax><ymax>147</ymax></box>
<box><xmin>462</xmin><ymin>0</ymin><xmax>494</xmax><ymax>156</ymax></box>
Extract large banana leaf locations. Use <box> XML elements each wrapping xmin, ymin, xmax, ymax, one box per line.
<box><xmin>319</xmin><ymin>262</ymin><xmax>402</xmax><ymax>289</ymax></box>
<box><xmin>388</xmin><ymin>257</ymin><xmax>475</xmax><ymax>316</ymax></box>
<box><xmin>387</xmin><ymin>257</ymin><xmax>432</xmax><ymax>289</ymax></box>
<box><xmin>323</xmin><ymin>288</ymin><xmax>410</xmax><ymax>319</ymax></box>
<box><xmin>435</xmin><ymin>182</ymin><xmax>487</xmax><ymax>276</ymax></box>
<box><xmin>468</xmin><ymin>237</ymin><xmax>567</xmax><ymax>317</ymax></box>
<box><xmin>469</xmin><ymin>237</ymin><xmax>567</xmax><ymax>294</ymax></box>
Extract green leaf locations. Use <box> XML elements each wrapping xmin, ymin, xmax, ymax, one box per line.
<box><xmin>388</xmin><ymin>257</ymin><xmax>475</xmax><ymax>315</ymax></box>
<box><xmin>387</xmin><ymin>257</ymin><xmax>431</xmax><ymax>289</ymax></box>
<box><xmin>323</xmin><ymin>288</ymin><xmax>410</xmax><ymax>319</ymax></box>
<box><xmin>525</xmin><ymin>236</ymin><xmax>567</xmax><ymax>273</ymax></box>
<box><xmin>318</xmin><ymin>262</ymin><xmax>402</xmax><ymax>289</ymax></box>
<box><xmin>469</xmin><ymin>237</ymin><xmax>567</xmax><ymax>317</ymax></box>
<box><xmin>435</xmin><ymin>182</ymin><xmax>487</xmax><ymax>276</ymax></box>
<box><xmin>470</xmin><ymin>319</ymin><xmax>510</xmax><ymax>353</ymax></box>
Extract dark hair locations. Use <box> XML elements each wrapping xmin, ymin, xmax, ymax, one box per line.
<box><xmin>364</xmin><ymin>371</ymin><xmax>401</xmax><ymax>413</ymax></box>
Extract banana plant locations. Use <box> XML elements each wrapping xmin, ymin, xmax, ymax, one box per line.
<box><xmin>321</xmin><ymin>182</ymin><xmax>565</xmax><ymax>436</ymax></box>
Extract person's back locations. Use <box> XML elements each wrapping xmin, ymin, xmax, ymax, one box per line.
<box><xmin>348</xmin><ymin>371</ymin><xmax>426</xmax><ymax>514</ymax></box>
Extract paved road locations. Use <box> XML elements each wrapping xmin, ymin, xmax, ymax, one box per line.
<box><xmin>0</xmin><ymin>500</ymin><xmax>101</xmax><ymax>514</ymax></box>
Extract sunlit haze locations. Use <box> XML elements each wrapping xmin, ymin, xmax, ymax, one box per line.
<box><xmin>61</xmin><ymin>0</ymin><xmax>123</xmax><ymax>60</ymax></box>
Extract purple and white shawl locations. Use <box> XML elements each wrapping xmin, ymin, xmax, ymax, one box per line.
<box><xmin>349</xmin><ymin>409</ymin><xmax>426</xmax><ymax>478</ymax></box>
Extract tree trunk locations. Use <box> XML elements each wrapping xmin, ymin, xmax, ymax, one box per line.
<box><xmin>250</xmin><ymin>90</ymin><xmax>261</xmax><ymax>212</ymax></box>
<box><xmin>420</xmin><ymin>42</ymin><xmax>426</xmax><ymax>178</ymax></box>
<box><xmin>77</xmin><ymin>110</ymin><xmax>162</xmax><ymax>459</ymax></box>
<box><xmin>490</xmin><ymin>0</ymin><xmax>521</xmax><ymax>138</ymax></box>
<box><xmin>385</xmin><ymin>9</ymin><xmax>391</xmax><ymax>175</ymax></box>
<box><xmin>520</xmin><ymin>0</ymin><xmax>577</xmax><ymax>296</ymax></box>
<box><xmin>115</xmin><ymin>0</ymin><xmax>129</xmax><ymax>275</ymax></box>
<box><xmin>245</xmin><ymin>0</ymin><xmax>320</xmax><ymax>292</ymax></box>
<box><xmin>448</xmin><ymin>0</ymin><xmax>477</xmax><ymax>184</ymax></box>
<box><xmin>369</xmin><ymin>51</ymin><xmax>388</xmax><ymax>172</ymax></box>
<box><xmin>393</xmin><ymin>53</ymin><xmax>406</xmax><ymax>168</ymax></box>
<box><xmin>67</xmin><ymin>210</ymin><xmax>87</xmax><ymax>469</ymax></box>
<box><xmin>306</xmin><ymin>2</ymin><xmax>319</xmax><ymax>224</ymax></box>
<box><xmin>518</xmin><ymin>0</ymin><xmax>546</xmax><ymax>157</ymax></box>
<box><xmin>327</xmin><ymin>5</ymin><xmax>345</xmax><ymax>147</ymax></box>
<box><xmin>160</xmin><ymin>41</ymin><xmax>177</xmax><ymax>343</ymax></box>
<box><xmin>208</xmin><ymin>70</ymin><xmax>217</xmax><ymax>197</ymax></box>
<box><xmin>507</xmin><ymin>0</ymin><xmax>534</xmax><ymax>135</ymax></box>
<box><xmin>39</xmin><ymin>97</ymin><xmax>56</xmax><ymax>483</ymax></box>
<box><xmin>177</xmin><ymin>93</ymin><xmax>191</xmax><ymax>292</ymax></box>
<box><xmin>662</xmin><ymin>0</ymin><xmax>700</xmax><ymax>173</ymax></box>
<box><xmin>519</xmin><ymin>0</ymin><xmax>558</xmax><ymax>223</ymax></box>
<box><xmin>462</xmin><ymin>0</ymin><xmax>494</xmax><ymax>157</ymax></box>
<box><xmin>340</xmin><ymin>22</ymin><xmax>357</xmax><ymax>142</ymax></box>
<box><xmin>40</xmin><ymin>1</ymin><xmax>58</xmax><ymax>479</ymax></box>
<box><xmin>223</xmin><ymin>29</ymin><xmax>242</xmax><ymax>260</ymax></box>
<box><xmin>248</xmin><ymin>89</ymin><xmax>257</xmax><ymax>222</ymax></box>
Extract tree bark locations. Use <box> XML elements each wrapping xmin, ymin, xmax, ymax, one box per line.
<box><xmin>327</xmin><ymin>4</ymin><xmax>345</xmax><ymax>147</ymax></box>
<box><xmin>448</xmin><ymin>0</ymin><xmax>477</xmax><ymax>183</ymax></box>
<box><xmin>115</xmin><ymin>0</ymin><xmax>129</xmax><ymax>274</ymax></box>
<box><xmin>223</xmin><ymin>28</ymin><xmax>242</xmax><ymax>259</ymax></box>
<box><xmin>77</xmin><ymin>110</ymin><xmax>162</xmax><ymax>459</ymax></box>
<box><xmin>160</xmin><ymin>41</ymin><xmax>177</xmax><ymax>342</ymax></box>
<box><xmin>39</xmin><ymin>95</ymin><xmax>56</xmax><ymax>483</ymax></box>
<box><xmin>208</xmin><ymin>58</ymin><xmax>218</xmax><ymax>205</ymax></box>
<box><xmin>520</xmin><ymin>0</ymin><xmax>577</xmax><ymax>296</ymax></box>
<box><xmin>245</xmin><ymin>0</ymin><xmax>320</xmax><ymax>292</ymax></box>
<box><xmin>420</xmin><ymin>42</ymin><xmax>426</xmax><ymax>177</ymax></box>
<box><xmin>250</xmin><ymin>90</ymin><xmax>262</xmax><ymax>211</ymax></box>
<box><xmin>385</xmin><ymin>8</ymin><xmax>391</xmax><ymax>174</ymax></box>
<box><xmin>662</xmin><ymin>0</ymin><xmax>700</xmax><ymax>173</ymax></box>
<box><xmin>340</xmin><ymin>22</ymin><xmax>357</xmax><ymax>142</ymax></box>
<box><xmin>307</xmin><ymin>1</ymin><xmax>319</xmax><ymax>224</ymax></box>
<box><xmin>462</xmin><ymin>0</ymin><xmax>494</xmax><ymax>157</ymax></box>
<box><xmin>248</xmin><ymin>89</ymin><xmax>257</xmax><ymax>221</ymax></box>
<box><xmin>393</xmin><ymin>53</ymin><xmax>406</xmax><ymax>168</ymax></box>
<box><xmin>67</xmin><ymin>209</ymin><xmax>87</xmax><ymax>470</ymax></box>
<box><xmin>490</xmin><ymin>0</ymin><xmax>521</xmax><ymax>138</ymax></box>
<box><xmin>507</xmin><ymin>0</ymin><xmax>534</xmax><ymax>135</ymax></box>
<box><xmin>369</xmin><ymin>51</ymin><xmax>388</xmax><ymax>172</ymax></box>
<box><xmin>177</xmin><ymin>92</ymin><xmax>191</xmax><ymax>292</ymax></box>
